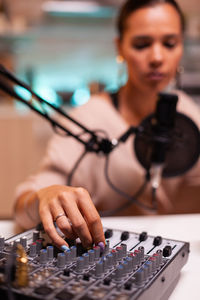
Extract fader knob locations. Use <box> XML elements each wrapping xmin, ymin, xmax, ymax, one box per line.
<box><xmin>121</xmin><ymin>231</ymin><xmax>129</xmax><ymax>241</ymax></box>
<box><xmin>139</xmin><ymin>232</ymin><xmax>148</xmax><ymax>242</ymax></box>
<box><xmin>153</xmin><ymin>236</ymin><xmax>162</xmax><ymax>246</ymax></box>
<box><xmin>104</xmin><ymin>229</ymin><xmax>113</xmax><ymax>239</ymax></box>
<box><xmin>163</xmin><ymin>245</ymin><xmax>172</xmax><ymax>257</ymax></box>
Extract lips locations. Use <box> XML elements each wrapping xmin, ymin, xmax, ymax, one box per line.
<box><xmin>146</xmin><ymin>71</ymin><xmax>166</xmax><ymax>81</ymax></box>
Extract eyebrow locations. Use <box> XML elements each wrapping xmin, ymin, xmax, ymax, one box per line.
<box><xmin>132</xmin><ymin>34</ymin><xmax>181</xmax><ymax>40</ymax></box>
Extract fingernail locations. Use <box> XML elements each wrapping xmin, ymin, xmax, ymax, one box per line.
<box><xmin>97</xmin><ymin>242</ymin><xmax>105</xmax><ymax>252</ymax></box>
<box><xmin>61</xmin><ymin>245</ymin><xmax>69</xmax><ymax>251</ymax></box>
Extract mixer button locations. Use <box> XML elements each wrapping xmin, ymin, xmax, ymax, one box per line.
<box><xmin>163</xmin><ymin>245</ymin><xmax>172</xmax><ymax>257</ymax></box>
<box><xmin>104</xmin><ymin>229</ymin><xmax>113</xmax><ymax>239</ymax></box>
<box><xmin>124</xmin><ymin>281</ymin><xmax>132</xmax><ymax>290</ymax></box>
<box><xmin>34</xmin><ymin>286</ymin><xmax>52</xmax><ymax>295</ymax></box>
<box><xmin>139</xmin><ymin>231</ymin><xmax>148</xmax><ymax>242</ymax></box>
<box><xmin>153</xmin><ymin>236</ymin><xmax>162</xmax><ymax>246</ymax></box>
<box><xmin>121</xmin><ymin>231</ymin><xmax>129</xmax><ymax>241</ymax></box>
<box><xmin>83</xmin><ymin>273</ymin><xmax>90</xmax><ymax>281</ymax></box>
<box><xmin>63</xmin><ymin>268</ymin><xmax>70</xmax><ymax>276</ymax></box>
<box><xmin>103</xmin><ymin>277</ymin><xmax>112</xmax><ymax>285</ymax></box>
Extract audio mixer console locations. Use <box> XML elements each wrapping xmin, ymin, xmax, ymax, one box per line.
<box><xmin>0</xmin><ymin>226</ymin><xmax>189</xmax><ymax>300</ymax></box>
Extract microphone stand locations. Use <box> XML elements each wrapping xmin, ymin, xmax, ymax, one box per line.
<box><xmin>0</xmin><ymin>64</ymin><xmax>138</xmax><ymax>156</ymax></box>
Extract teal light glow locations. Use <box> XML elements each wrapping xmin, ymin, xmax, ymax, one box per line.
<box><xmin>35</xmin><ymin>86</ymin><xmax>62</xmax><ymax>107</ymax></box>
<box><xmin>14</xmin><ymin>85</ymin><xmax>32</xmax><ymax>112</ymax></box>
<box><xmin>14</xmin><ymin>85</ymin><xmax>32</xmax><ymax>101</ymax></box>
<box><xmin>71</xmin><ymin>88</ymin><xmax>90</xmax><ymax>107</ymax></box>
<box><xmin>14</xmin><ymin>84</ymin><xmax>62</xmax><ymax>113</ymax></box>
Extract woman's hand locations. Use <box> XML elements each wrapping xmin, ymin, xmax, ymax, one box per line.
<box><xmin>36</xmin><ymin>185</ymin><xmax>105</xmax><ymax>250</ymax></box>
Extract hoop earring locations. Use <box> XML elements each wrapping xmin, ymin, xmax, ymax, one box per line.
<box><xmin>116</xmin><ymin>55</ymin><xmax>126</xmax><ymax>89</ymax></box>
<box><xmin>176</xmin><ymin>65</ymin><xmax>184</xmax><ymax>89</ymax></box>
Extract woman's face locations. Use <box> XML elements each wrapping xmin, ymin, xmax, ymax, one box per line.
<box><xmin>117</xmin><ymin>3</ymin><xmax>183</xmax><ymax>93</ymax></box>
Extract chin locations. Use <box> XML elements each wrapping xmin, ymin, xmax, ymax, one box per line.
<box><xmin>147</xmin><ymin>80</ymin><xmax>171</xmax><ymax>93</ymax></box>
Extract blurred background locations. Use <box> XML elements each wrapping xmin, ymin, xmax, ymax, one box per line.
<box><xmin>0</xmin><ymin>0</ymin><xmax>200</xmax><ymax>218</ymax></box>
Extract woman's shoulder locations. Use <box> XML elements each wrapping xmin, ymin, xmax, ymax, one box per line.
<box><xmin>60</xmin><ymin>91</ymin><xmax>126</xmax><ymax>136</ymax></box>
<box><xmin>175</xmin><ymin>90</ymin><xmax>200</xmax><ymax>128</ymax></box>
<box><xmin>71</xmin><ymin>92</ymin><xmax>113</xmax><ymax>115</ymax></box>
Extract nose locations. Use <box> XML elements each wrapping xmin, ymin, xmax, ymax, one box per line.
<box><xmin>149</xmin><ymin>44</ymin><xmax>164</xmax><ymax>68</ymax></box>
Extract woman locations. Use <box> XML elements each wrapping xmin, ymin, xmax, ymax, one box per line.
<box><xmin>14</xmin><ymin>0</ymin><xmax>200</xmax><ymax>251</ymax></box>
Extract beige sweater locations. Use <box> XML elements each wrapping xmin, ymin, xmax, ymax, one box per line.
<box><xmin>15</xmin><ymin>91</ymin><xmax>200</xmax><ymax>216</ymax></box>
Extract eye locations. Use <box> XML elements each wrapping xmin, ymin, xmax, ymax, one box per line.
<box><xmin>132</xmin><ymin>43</ymin><xmax>150</xmax><ymax>50</ymax></box>
<box><xmin>163</xmin><ymin>39</ymin><xmax>178</xmax><ymax>49</ymax></box>
<box><xmin>164</xmin><ymin>42</ymin><xmax>176</xmax><ymax>48</ymax></box>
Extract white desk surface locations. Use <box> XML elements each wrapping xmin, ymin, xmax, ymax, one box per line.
<box><xmin>1</xmin><ymin>214</ymin><xmax>200</xmax><ymax>300</ymax></box>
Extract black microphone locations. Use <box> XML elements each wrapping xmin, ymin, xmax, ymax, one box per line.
<box><xmin>134</xmin><ymin>92</ymin><xmax>200</xmax><ymax>186</ymax></box>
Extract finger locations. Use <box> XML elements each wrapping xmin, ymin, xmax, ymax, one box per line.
<box><xmin>49</xmin><ymin>200</ymin><xmax>77</xmax><ymax>240</ymax></box>
<box><xmin>60</xmin><ymin>194</ymin><xmax>93</xmax><ymax>248</ymax></box>
<box><xmin>55</xmin><ymin>215</ymin><xmax>77</xmax><ymax>240</ymax></box>
<box><xmin>77</xmin><ymin>192</ymin><xmax>105</xmax><ymax>246</ymax></box>
<box><xmin>40</xmin><ymin>208</ymin><xmax>70</xmax><ymax>250</ymax></box>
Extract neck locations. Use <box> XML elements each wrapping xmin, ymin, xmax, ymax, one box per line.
<box><xmin>119</xmin><ymin>81</ymin><xmax>159</xmax><ymax>125</ymax></box>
